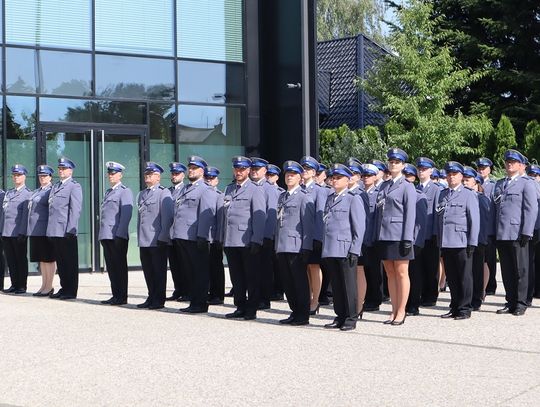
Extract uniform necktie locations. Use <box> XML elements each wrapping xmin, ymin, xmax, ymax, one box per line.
<box><xmin>235</xmin><ymin>184</ymin><xmax>241</xmax><ymax>193</ymax></box>
<box><xmin>418</xmin><ymin>184</ymin><xmax>424</xmax><ymax>191</ymax></box>
<box><xmin>285</xmin><ymin>191</ymin><xmax>290</xmax><ymax>199</ymax></box>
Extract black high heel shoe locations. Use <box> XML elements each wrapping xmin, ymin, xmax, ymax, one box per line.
<box><xmin>357</xmin><ymin>309</ymin><xmax>364</xmax><ymax>320</ymax></box>
<box><xmin>309</xmin><ymin>304</ymin><xmax>320</xmax><ymax>315</ymax></box>
<box><xmin>391</xmin><ymin>315</ymin><xmax>406</xmax><ymax>326</ymax></box>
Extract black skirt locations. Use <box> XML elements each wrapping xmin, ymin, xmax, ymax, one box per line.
<box><xmin>308</xmin><ymin>239</ymin><xmax>323</xmax><ymax>264</ymax></box>
<box><xmin>377</xmin><ymin>241</ymin><xmax>414</xmax><ymax>261</ymax></box>
<box><xmin>30</xmin><ymin>236</ymin><xmax>56</xmax><ymax>263</ymax></box>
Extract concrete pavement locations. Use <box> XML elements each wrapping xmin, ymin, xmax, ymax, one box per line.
<box><xmin>0</xmin><ymin>271</ymin><xmax>539</xmax><ymax>406</ymax></box>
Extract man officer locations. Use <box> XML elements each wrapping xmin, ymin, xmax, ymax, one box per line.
<box><xmin>1</xmin><ymin>164</ymin><xmax>31</xmax><ymax>294</ymax></box>
<box><xmin>47</xmin><ymin>157</ymin><xmax>83</xmax><ymax>300</ymax></box>
<box><xmin>171</xmin><ymin>156</ymin><xmax>215</xmax><ymax>313</ymax></box>
<box><xmin>136</xmin><ymin>162</ymin><xmax>174</xmax><ymax>310</ymax></box>
<box><xmin>99</xmin><ymin>161</ymin><xmax>133</xmax><ymax>305</ymax></box>
<box><xmin>223</xmin><ymin>156</ymin><xmax>266</xmax><ymax>320</ymax></box>
<box><xmin>167</xmin><ymin>162</ymin><xmax>188</xmax><ymax>301</ymax></box>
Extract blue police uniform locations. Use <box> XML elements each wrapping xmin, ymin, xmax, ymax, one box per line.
<box><xmin>275</xmin><ymin>160</ymin><xmax>315</xmax><ymax>324</ymax></box>
<box><xmin>493</xmin><ymin>150</ymin><xmax>539</xmax><ymax>315</ymax></box>
<box><xmin>1</xmin><ymin>165</ymin><xmax>31</xmax><ymax>293</ymax></box>
<box><xmin>0</xmin><ymin>189</ymin><xmax>5</xmax><ymax>291</ymax></box>
<box><xmin>321</xmin><ymin>164</ymin><xmax>366</xmax><ymax>330</ymax></box>
<box><xmin>137</xmin><ymin>162</ymin><xmax>174</xmax><ymax>309</ymax></box>
<box><xmin>435</xmin><ymin>162</ymin><xmax>480</xmax><ymax>318</ymax></box>
<box><xmin>98</xmin><ymin>162</ymin><xmax>133</xmax><ymax>305</ymax></box>
<box><xmin>223</xmin><ymin>156</ymin><xmax>266</xmax><ymax>319</ymax></box>
<box><xmin>46</xmin><ymin>158</ymin><xmax>83</xmax><ymax>299</ymax></box>
<box><xmin>526</xmin><ymin>164</ymin><xmax>540</xmax><ymax>300</ymax></box>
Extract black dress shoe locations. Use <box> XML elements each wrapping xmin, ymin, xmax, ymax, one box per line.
<box><xmin>441</xmin><ymin>311</ymin><xmax>455</xmax><ymax>319</ymax></box>
<box><xmin>406</xmin><ymin>308</ymin><xmax>419</xmax><ymax>316</ymax></box>
<box><xmin>279</xmin><ymin>316</ymin><xmax>295</xmax><ymax>324</ymax></box>
<box><xmin>50</xmin><ymin>291</ymin><xmax>63</xmax><ymax>299</ymax></box>
<box><xmin>149</xmin><ymin>304</ymin><xmax>164</xmax><ymax>310</ymax></box>
<box><xmin>166</xmin><ymin>295</ymin><xmax>180</xmax><ymax>301</ymax></box>
<box><xmin>207</xmin><ymin>297</ymin><xmax>224</xmax><ymax>305</ymax></box>
<box><xmin>340</xmin><ymin>324</ymin><xmax>356</xmax><ymax>331</ymax></box>
<box><xmin>318</xmin><ymin>297</ymin><xmax>332</xmax><ymax>306</ymax></box>
<box><xmin>137</xmin><ymin>301</ymin><xmax>151</xmax><ymax>309</ymax></box>
<box><xmin>60</xmin><ymin>295</ymin><xmax>76</xmax><ymax>300</ymax></box>
<box><xmin>224</xmin><ymin>289</ymin><xmax>234</xmax><ymax>297</ymax></box>
<box><xmin>225</xmin><ymin>310</ymin><xmax>245</xmax><ymax>319</ymax></box>
<box><xmin>243</xmin><ymin>313</ymin><xmax>256</xmax><ymax>321</ymax></box>
<box><xmin>110</xmin><ymin>299</ymin><xmax>127</xmax><ymax>306</ymax></box>
<box><xmin>257</xmin><ymin>302</ymin><xmax>270</xmax><ymax>310</ymax></box>
<box><xmin>363</xmin><ymin>304</ymin><xmax>380</xmax><ymax>312</ymax></box>
<box><xmin>324</xmin><ymin>321</ymin><xmax>342</xmax><ymax>329</ymax></box>
<box><xmin>472</xmin><ymin>305</ymin><xmax>481</xmax><ymax>311</ymax></box>
<box><xmin>512</xmin><ymin>308</ymin><xmax>526</xmax><ymax>316</ymax></box>
<box><xmin>496</xmin><ymin>306</ymin><xmax>512</xmax><ymax>314</ymax></box>
<box><xmin>454</xmin><ymin>313</ymin><xmax>471</xmax><ymax>320</ymax></box>
<box><xmin>14</xmin><ymin>289</ymin><xmax>27</xmax><ymax>294</ymax></box>
<box><xmin>3</xmin><ymin>286</ymin><xmax>16</xmax><ymax>293</ymax></box>
<box><xmin>176</xmin><ymin>295</ymin><xmax>191</xmax><ymax>302</ymax></box>
<box><xmin>179</xmin><ymin>306</ymin><xmax>207</xmax><ymax>314</ymax></box>
<box><xmin>101</xmin><ymin>298</ymin><xmax>115</xmax><ymax>305</ymax></box>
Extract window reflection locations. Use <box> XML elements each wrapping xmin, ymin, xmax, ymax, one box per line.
<box><xmin>40</xmin><ymin>51</ymin><xmax>92</xmax><ymax>96</ymax></box>
<box><xmin>6</xmin><ymin>48</ymin><xmax>36</xmax><ymax>93</ymax></box>
<box><xmin>96</xmin><ymin>55</ymin><xmax>175</xmax><ymax>100</ymax></box>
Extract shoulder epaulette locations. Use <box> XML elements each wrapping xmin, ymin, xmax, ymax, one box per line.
<box><xmin>158</xmin><ymin>185</ymin><xmax>165</xmax><ymax>190</ymax></box>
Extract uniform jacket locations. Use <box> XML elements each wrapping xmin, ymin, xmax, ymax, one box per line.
<box><xmin>208</xmin><ymin>186</ymin><xmax>224</xmax><ymax>243</ymax></box>
<box><xmin>256</xmin><ymin>179</ymin><xmax>280</xmax><ymax>240</ymax></box>
<box><xmin>170</xmin><ymin>179</ymin><xmax>214</xmax><ymax>241</ymax></box>
<box><xmin>223</xmin><ymin>180</ymin><xmax>266</xmax><ymax>247</ymax></box>
<box><xmin>303</xmin><ymin>181</ymin><xmax>331</xmax><ymax>242</ymax></box>
<box><xmin>482</xmin><ymin>179</ymin><xmax>496</xmax><ymax>200</ymax></box>
<box><xmin>414</xmin><ymin>189</ymin><xmax>428</xmax><ymax>248</ymax></box>
<box><xmin>274</xmin><ymin>187</ymin><xmax>314</xmax><ymax>253</ymax></box>
<box><xmin>435</xmin><ymin>185</ymin><xmax>480</xmax><ymax>248</ymax></box>
<box><xmin>493</xmin><ymin>176</ymin><xmax>538</xmax><ymax>240</ymax></box>
<box><xmin>363</xmin><ymin>183</ymin><xmax>381</xmax><ymax>247</ymax></box>
<box><xmin>137</xmin><ymin>184</ymin><xmax>174</xmax><ymax>247</ymax></box>
<box><xmin>169</xmin><ymin>183</ymin><xmax>185</xmax><ymax>201</ymax></box>
<box><xmin>527</xmin><ymin>177</ymin><xmax>540</xmax><ymax>232</ymax></box>
<box><xmin>46</xmin><ymin>178</ymin><xmax>83</xmax><ymax>237</ymax></box>
<box><xmin>322</xmin><ymin>190</ymin><xmax>366</xmax><ymax>258</ymax></box>
<box><xmin>417</xmin><ymin>180</ymin><xmax>441</xmax><ymax>238</ymax></box>
<box><xmin>1</xmin><ymin>186</ymin><xmax>31</xmax><ymax>237</ymax></box>
<box><xmin>477</xmin><ymin>191</ymin><xmax>494</xmax><ymax>245</ymax></box>
<box><xmin>98</xmin><ymin>183</ymin><xmax>133</xmax><ymax>240</ymax></box>
<box><xmin>374</xmin><ymin>177</ymin><xmax>416</xmax><ymax>242</ymax></box>
<box><xmin>27</xmin><ymin>184</ymin><xmax>52</xmax><ymax>236</ymax></box>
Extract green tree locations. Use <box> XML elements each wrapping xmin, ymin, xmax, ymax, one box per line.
<box><xmin>523</xmin><ymin>120</ymin><xmax>540</xmax><ymax>163</ymax></box>
<box><xmin>317</xmin><ymin>0</ymin><xmax>386</xmax><ymax>42</ymax></box>
<box><xmin>494</xmin><ymin>115</ymin><xmax>517</xmax><ymax>167</ymax></box>
<box><xmin>361</xmin><ymin>0</ymin><xmax>488</xmax><ymax>164</ymax></box>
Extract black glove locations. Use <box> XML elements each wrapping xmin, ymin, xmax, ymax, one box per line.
<box><xmin>466</xmin><ymin>245</ymin><xmax>475</xmax><ymax>257</ymax></box>
<box><xmin>518</xmin><ymin>234</ymin><xmax>530</xmax><ymax>247</ymax></box>
<box><xmin>300</xmin><ymin>249</ymin><xmax>311</xmax><ymax>263</ymax></box>
<box><xmin>65</xmin><ymin>232</ymin><xmax>76</xmax><ymax>239</ymax></box>
<box><xmin>157</xmin><ymin>240</ymin><xmax>168</xmax><ymax>247</ymax></box>
<box><xmin>17</xmin><ymin>234</ymin><xmax>26</xmax><ymax>243</ymax></box>
<box><xmin>263</xmin><ymin>238</ymin><xmax>274</xmax><ymax>249</ymax></box>
<box><xmin>197</xmin><ymin>237</ymin><xmax>209</xmax><ymax>251</ymax></box>
<box><xmin>347</xmin><ymin>252</ymin><xmax>359</xmax><ymax>267</ymax></box>
<box><xmin>250</xmin><ymin>242</ymin><xmax>262</xmax><ymax>255</ymax></box>
<box><xmin>399</xmin><ymin>240</ymin><xmax>412</xmax><ymax>257</ymax></box>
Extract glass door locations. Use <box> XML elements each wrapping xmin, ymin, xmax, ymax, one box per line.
<box><xmin>39</xmin><ymin>124</ymin><xmax>146</xmax><ymax>272</ymax></box>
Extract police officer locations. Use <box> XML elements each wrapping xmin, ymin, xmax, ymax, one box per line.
<box><xmin>28</xmin><ymin>165</ymin><xmax>56</xmax><ymax>296</ymax></box>
<box><xmin>205</xmin><ymin>166</ymin><xmax>225</xmax><ymax>305</ymax></box>
<box><xmin>275</xmin><ymin>161</ymin><xmax>314</xmax><ymax>325</ymax></box>
<box><xmin>172</xmin><ymin>156</ymin><xmax>214</xmax><ymax>314</ymax></box>
<box><xmin>1</xmin><ymin>164</ymin><xmax>31</xmax><ymax>294</ymax></box>
<box><xmin>494</xmin><ymin>150</ymin><xmax>538</xmax><ymax>316</ymax></box>
<box><xmin>265</xmin><ymin>164</ymin><xmax>281</xmax><ymax>186</ymax></box>
<box><xmin>402</xmin><ymin>164</ymin><xmax>428</xmax><ymax>316</ymax></box>
<box><xmin>99</xmin><ymin>161</ymin><xmax>133</xmax><ymax>306</ymax></box>
<box><xmin>413</xmin><ymin>157</ymin><xmax>442</xmax><ymax>307</ymax></box>
<box><xmin>0</xmin><ymin>188</ymin><xmax>5</xmax><ymax>291</ymax></box>
<box><xmin>136</xmin><ymin>162</ymin><xmax>174</xmax><ymax>310</ymax></box>
<box><xmin>223</xmin><ymin>156</ymin><xmax>266</xmax><ymax>320</ymax></box>
<box><xmin>321</xmin><ymin>164</ymin><xmax>366</xmax><ymax>331</ymax></box>
<box><xmin>316</xmin><ymin>163</ymin><xmax>328</xmax><ymax>186</ymax></box>
<box><xmin>526</xmin><ymin>164</ymin><xmax>540</xmax><ymax>299</ymax></box>
<box><xmin>47</xmin><ymin>158</ymin><xmax>83</xmax><ymax>300</ymax></box>
<box><xmin>166</xmin><ymin>162</ymin><xmax>188</xmax><ymax>301</ymax></box>
<box><xmin>249</xmin><ymin>157</ymin><xmax>280</xmax><ymax>310</ymax></box>
<box><xmin>436</xmin><ymin>161</ymin><xmax>479</xmax><ymax>319</ymax></box>
<box><xmin>523</xmin><ymin>163</ymin><xmax>540</xmax><ymax>306</ymax></box>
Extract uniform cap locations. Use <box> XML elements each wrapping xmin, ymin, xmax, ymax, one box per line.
<box><xmin>144</xmin><ymin>162</ymin><xmax>164</xmax><ymax>173</ymax></box>
<box><xmin>370</xmin><ymin>159</ymin><xmax>387</xmax><ymax>172</ymax></box>
<box><xmin>37</xmin><ymin>165</ymin><xmax>54</xmax><ymax>175</ymax></box>
<box><xmin>361</xmin><ymin>164</ymin><xmax>379</xmax><ymax>176</ymax></box>
<box><xmin>58</xmin><ymin>157</ymin><xmax>76</xmax><ymax>169</ymax></box>
<box><xmin>204</xmin><ymin>166</ymin><xmax>220</xmax><ymax>177</ymax></box>
<box><xmin>266</xmin><ymin>164</ymin><xmax>281</xmax><ymax>176</ymax></box>
<box><xmin>386</xmin><ymin>148</ymin><xmax>408</xmax><ymax>162</ymax></box>
<box><xmin>317</xmin><ymin>163</ymin><xmax>328</xmax><ymax>173</ymax></box>
<box><xmin>462</xmin><ymin>166</ymin><xmax>478</xmax><ymax>179</ymax></box>
<box><xmin>330</xmin><ymin>163</ymin><xmax>353</xmax><ymax>178</ymax></box>
<box><xmin>187</xmin><ymin>156</ymin><xmax>207</xmax><ymax>168</ymax></box>
<box><xmin>249</xmin><ymin>157</ymin><xmax>269</xmax><ymax>168</ymax></box>
<box><xmin>475</xmin><ymin>157</ymin><xmax>493</xmax><ymax>168</ymax></box>
<box><xmin>431</xmin><ymin>169</ymin><xmax>440</xmax><ymax>179</ymax></box>
<box><xmin>415</xmin><ymin>157</ymin><xmax>435</xmax><ymax>169</ymax></box>
<box><xmin>475</xmin><ymin>175</ymin><xmax>484</xmax><ymax>185</ymax></box>
<box><xmin>106</xmin><ymin>161</ymin><xmax>125</xmax><ymax>173</ymax></box>
<box><xmin>347</xmin><ymin>157</ymin><xmax>363</xmax><ymax>174</ymax></box>
<box><xmin>526</xmin><ymin>164</ymin><xmax>540</xmax><ymax>176</ymax></box>
<box><xmin>169</xmin><ymin>162</ymin><xmax>187</xmax><ymax>173</ymax></box>
<box><xmin>282</xmin><ymin>160</ymin><xmax>303</xmax><ymax>174</ymax></box>
<box><xmin>444</xmin><ymin>161</ymin><xmax>464</xmax><ymax>174</ymax></box>
<box><xmin>439</xmin><ymin>169</ymin><xmax>447</xmax><ymax>178</ymax></box>
<box><xmin>232</xmin><ymin>156</ymin><xmax>252</xmax><ymax>168</ymax></box>
<box><xmin>11</xmin><ymin>164</ymin><xmax>28</xmax><ymax>175</ymax></box>
<box><xmin>504</xmin><ymin>149</ymin><xmax>526</xmax><ymax>163</ymax></box>
<box><xmin>300</xmin><ymin>155</ymin><xmax>319</xmax><ymax>170</ymax></box>
<box><xmin>402</xmin><ymin>163</ymin><xmax>417</xmax><ymax>177</ymax></box>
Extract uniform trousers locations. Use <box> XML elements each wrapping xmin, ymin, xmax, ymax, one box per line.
<box><xmin>419</xmin><ymin>236</ymin><xmax>441</xmax><ymax>304</ymax></box>
<box><xmin>224</xmin><ymin>246</ymin><xmax>260</xmax><ymax>317</ymax></box>
<box><xmin>0</xmin><ymin>239</ymin><xmax>5</xmax><ymax>290</ymax></box>
<box><xmin>208</xmin><ymin>242</ymin><xmax>225</xmax><ymax>300</ymax></box>
<box><xmin>100</xmin><ymin>238</ymin><xmax>129</xmax><ymax>301</ymax></box>
<box><xmin>168</xmin><ymin>245</ymin><xmax>187</xmax><ymax>298</ymax></box>
<box><xmin>471</xmin><ymin>244</ymin><xmax>486</xmax><ymax>309</ymax></box>
<box><xmin>277</xmin><ymin>252</ymin><xmax>310</xmax><ymax>321</ymax></box>
<box><xmin>50</xmin><ymin>237</ymin><xmax>79</xmax><ymax>297</ymax></box>
<box><xmin>441</xmin><ymin>248</ymin><xmax>473</xmax><ymax>316</ymax></box>
<box><xmin>526</xmin><ymin>238</ymin><xmax>538</xmax><ymax>304</ymax></box>
<box><xmin>364</xmin><ymin>245</ymin><xmax>383</xmax><ymax>307</ymax></box>
<box><xmin>485</xmin><ymin>237</ymin><xmax>498</xmax><ymax>293</ymax></box>
<box><xmin>321</xmin><ymin>256</ymin><xmax>358</xmax><ymax>328</ymax></box>
<box><xmin>406</xmin><ymin>246</ymin><xmax>423</xmax><ymax>312</ymax></box>
<box><xmin>139</xmin><ymin>246</ymin><xmax>168</xmax><ymax>307</ymax></box>
<box><xmin>497</xmin><ymin>240</ymin><xmax>529</xmax><ymax>312</ymax></box>
<box><xmin>175</xmin><ymin>239</ymin><xmax>209</xmax><ymax>311</ymax></box>
<box><xmin>3</xmin><ymin>237</ymin><xmax>28</xmax><ymax>291</ymax></box>
<box><xmin>260</xmin><ymin>238</ymin><xmax>276</xmax><ymax>306</ymax></box>
<box><xmin>535</xmin><ymin>242</ymin><xmax>540</xmax><ymax>298</ymax></box>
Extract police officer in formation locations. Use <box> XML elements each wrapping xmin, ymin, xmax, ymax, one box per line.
<box><xmin>99</xmin><ymin>162</ymin><xmax>133</xmax><ymax>306</ymax></box>
<box><xmin>1</xmin><ymin>165</ymin><xmax>31</xmax><ymax>294</ymax></box>
<box><xmin>526</xmin><ymin>164</ymin><xmax>540</xmax><ymax>300</ymax></box>
<box><xmin>136</xmin><ymin>162</ymin><xmax>173</xmax><ymax>310</ymax></box>
<box><xmin>47</xmin><ymin>158</ymin><xmax>83</xmax><ymax>300</ymax></box>
<box><xmin>0</xmin><ymin>188</ymin><xmax>5</xmax><ymax>291</ymax></box>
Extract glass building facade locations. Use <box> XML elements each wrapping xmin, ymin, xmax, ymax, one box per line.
<box><xmin>1</xmin><ymin>0</ymin><xmax>251</xmax><ymax>271</ymax></box>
